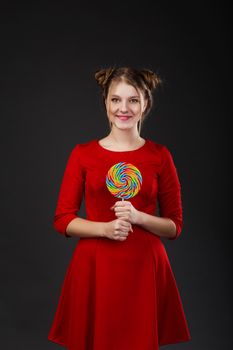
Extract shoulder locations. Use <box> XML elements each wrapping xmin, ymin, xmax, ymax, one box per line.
<box><xmin>70</xmin><ymin>139</ymin><xmax>97</xmax><ymax>154</ymax></box>
<box><xmin>146</xmin><ymin>138</ymin><xmax>170</xmax><ymax>155</ymax></box>
<box><xmin>62</xmin><ymin>140</ymin><xmax>96</xmax><ymax>172</ymax></box>
<box><xmin>146</xmin><ymin>139</ymin><xmax>176</xmax><ymax>169</ymax></box>
<box><xmin>66</xmin><ymin>139</ymin><xmax>97</xmax><ymax>166</ymax></box>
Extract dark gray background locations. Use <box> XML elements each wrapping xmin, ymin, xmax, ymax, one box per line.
<box><xmin>0</xmin><ymin>2</ymin><xmax>231</xmax><ymax>349</ymax></box>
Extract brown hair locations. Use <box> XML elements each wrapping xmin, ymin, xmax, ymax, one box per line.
<box><xmin>94</xmin><ymin>66</ymin><xmax>163</xmax><ymax>129</ymax></box>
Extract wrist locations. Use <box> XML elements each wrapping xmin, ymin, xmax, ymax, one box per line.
<box><xmin>101</xmin><ymin>222</ymin><xmax>108</xmax><ymax>238</ymax></box>
<box><xmin>136</xmin><ymin>210</ymin><xmax>144</xmax><ymax>225</ymax></box>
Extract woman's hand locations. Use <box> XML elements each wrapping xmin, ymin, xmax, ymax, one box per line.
<box><xmin>110</xmin><ymin>200</ymin><xmax>140</xmax><ymax>225</ymax></box>
<box><xmin>104</xmin><ymin>219</ymin><xmax>133</xmax><ymax>241</ymax></box>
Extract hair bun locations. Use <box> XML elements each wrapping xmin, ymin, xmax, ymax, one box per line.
<box><xmin>94</xmin><ymin>67</ymin><xmax>116</xmax><ymax>88</ymax></box>
<box><xmin>140</xmin><ymin>69</ymin><xmax>162</xmax><ymax>91</ymax></box>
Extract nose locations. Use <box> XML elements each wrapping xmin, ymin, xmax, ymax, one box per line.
<box><xmin>119</xmin><ymin>100</ymin><xmax>128</xmax><ymax>113</ymax></box>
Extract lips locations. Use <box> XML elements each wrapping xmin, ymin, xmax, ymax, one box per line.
<box><xmin>116</xmin><ymin>115</ymin><xmax>132</xmax><ymax>120</ymax></box>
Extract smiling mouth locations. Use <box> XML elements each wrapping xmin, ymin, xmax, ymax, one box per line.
<box><xmin>116</xmin><ymin>115</ymin><xmax>132</xmax><ymax>120</ymax></box>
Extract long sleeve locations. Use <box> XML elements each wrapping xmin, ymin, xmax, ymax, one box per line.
<box><xmin>157</xmin><ymin>146</ymin><xmax>183</xmax><ymax>240</ymax></box>
<box><xmin>53</xmin><ymin>144</ymin><xmax>85</xmax><ymax>237</ymax></box>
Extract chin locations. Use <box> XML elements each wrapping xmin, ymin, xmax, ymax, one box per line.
<box><xmin>115</xmin><ymin>125</ymin><xmax>135</xmax><ymax>131</ymax></box>
<box><xmin>114</xmin><ymin>120</ymin><xmax>137</xmax><ymax>127</ymax></box>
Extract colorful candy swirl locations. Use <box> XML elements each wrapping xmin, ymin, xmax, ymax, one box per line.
<box><xmin>106</xmin><ymin>162</ymin><xmax>142</xmax><ymax>200</ymax></box>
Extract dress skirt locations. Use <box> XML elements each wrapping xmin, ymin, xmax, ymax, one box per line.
<box><xmin>48</xmin><ymin>227</ymin><xmax>191</xmax><ymax>350</ymax></box>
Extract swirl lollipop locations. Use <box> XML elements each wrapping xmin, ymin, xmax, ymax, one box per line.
<box><xmin>106</xmin><ymin>162</ymin><xmax>142</xmax><ymax>200</ymax></box>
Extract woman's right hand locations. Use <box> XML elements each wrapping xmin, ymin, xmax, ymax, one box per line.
<box><xmin>104</xmin><ymin>219</ymin><xmax>133</xmax><ymax>241</ymax></box>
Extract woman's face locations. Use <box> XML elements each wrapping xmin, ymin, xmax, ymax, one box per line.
<box><xmin>105</xmin><ymin>80</ymin><xmax>147</xmax><ymax>130</ymax></box>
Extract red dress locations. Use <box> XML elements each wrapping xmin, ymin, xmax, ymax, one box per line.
<box><xmin>48</xmin><ymin>138</ymin><xmax>191</xmax><ymax>350</ymax></box>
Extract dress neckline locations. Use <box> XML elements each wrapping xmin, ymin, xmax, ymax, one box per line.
<box><xmin>95</xmin><ymin>138</ymin><xmax>148</xmax><ymax>153</ymax></box>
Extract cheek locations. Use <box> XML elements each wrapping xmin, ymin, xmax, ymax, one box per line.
<box><xmin>130</xmin><ymin>103</ymin><xmax>142</xmax><ymax>113</ymax></box>
<box><xmin>109</xmin><ymin>103</ymin><xmax>118</xmax><ymax>114</ymax></box>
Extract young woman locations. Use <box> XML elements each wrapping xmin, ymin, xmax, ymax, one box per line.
<box><xmin>48</xmin><ymin>66</ymin><xmax>191</xmax><ymax>349</ymax></box>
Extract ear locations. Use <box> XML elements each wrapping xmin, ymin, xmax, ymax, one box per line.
<box><xmin>142</xmin><ymin>99</ymin><xmax>148</xmax><ymax>112</ymax></box>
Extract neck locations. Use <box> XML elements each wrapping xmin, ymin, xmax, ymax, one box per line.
<box><xmin>108</xmin><ymin>127</ymin><xmax>142</xmax><ymax>145</ymax></box>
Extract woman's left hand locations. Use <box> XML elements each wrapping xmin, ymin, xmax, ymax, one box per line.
<box><xmin>110</xmin><ymin>200</ymin><xmax>140</xmax><ymax>225</ymax></box>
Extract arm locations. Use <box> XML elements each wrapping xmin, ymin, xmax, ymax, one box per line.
<box><xmin>111</xmin><ymin>201</ymin><xmax>176</xmax><ymax>239</ymax></box>
<box><xmin>157</xmin><ymin>145</ymin><xmax>183</xmax><ymax>240</ymax></box>
<box><xmin>66</xmin><ymin>217</ymin><xmax>106</xmax><ymax>238</ymax></box>
<box><xmin>136</xmin><ymin>212</ymin><xmax>177</xmax><ymax>239</ymax></box>
<box><xmin>137</xmin><ymin>145</ymin><xmax>183</xmax><ymax>240</ymax></box>
<box><xmin>53</xmin><ymin>144</ymin><xmax>106</xmax><ymax>239</ymax></box>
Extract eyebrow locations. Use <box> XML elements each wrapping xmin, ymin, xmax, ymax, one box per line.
<box><xmin>110</xmin><ymin>94</ymin><xmax>140</xmax><ymax>98</ymax></box>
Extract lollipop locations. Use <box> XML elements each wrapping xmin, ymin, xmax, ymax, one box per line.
<box><xmin>106</xmin><ymin>162</ymin><xmax>142</xmax><ymax>200</ymax></box>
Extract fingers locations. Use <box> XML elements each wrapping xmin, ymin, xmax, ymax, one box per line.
<box><xmin>112</xmin><ymin>220</ymin><xmax>133</xmax><ymax>241</ymax></box>
<box><xmin>121</xmin><ymin>220</ymin><xmax>131</xmax><ymax>227</ymax></box>
<box><xmin>109</xmin><ymin>217</ymin><xmax>134</xmax><ymax>242</ymax></box>
<box><xmin>110</xmin><ymin>201</ymin><xmax>131</xmax><ymax>211</ymax></box>
<box><xmin>119</xmin><ymin>221</ymin><xmax>133</xmax><ymax>233</ymax></box>
<box><xmin>114</xmin><ymin>208</ymin><xmax>131</xmax><ymax>216</ymax></box>
<box><xmin>120</xmin><ymin>220</ymin><xmax>133</xmax><ymax>230</ymax></box>
<box><xmin>111</xmin><ymin>203</ymin><xmax>132</xmax><ymax>224</ymax></box>
<box><xmin>114</xmin><ymin>211</ymin><xmax>131</xmax><ymax>223</ymax></box>
<box><xmin>113</xmin><ymin>231</ymin><xmax>128</xmax><ymax>241</ymax></box>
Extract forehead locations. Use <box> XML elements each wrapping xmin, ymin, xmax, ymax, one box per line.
<box><xmin>108</xmin><ymin>80</ymin><xmax>141</xmax><ymax>97</ymax></box>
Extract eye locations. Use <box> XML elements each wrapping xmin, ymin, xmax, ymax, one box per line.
<box><xmin>111</xmin><ymin>97</ymin><xmax>119</xmax><ymax>103</ymax></box>
<box><xmin>130</xmin><ymin>98</ymin><xmax>140</xmax><ymax>103</ymax></box>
